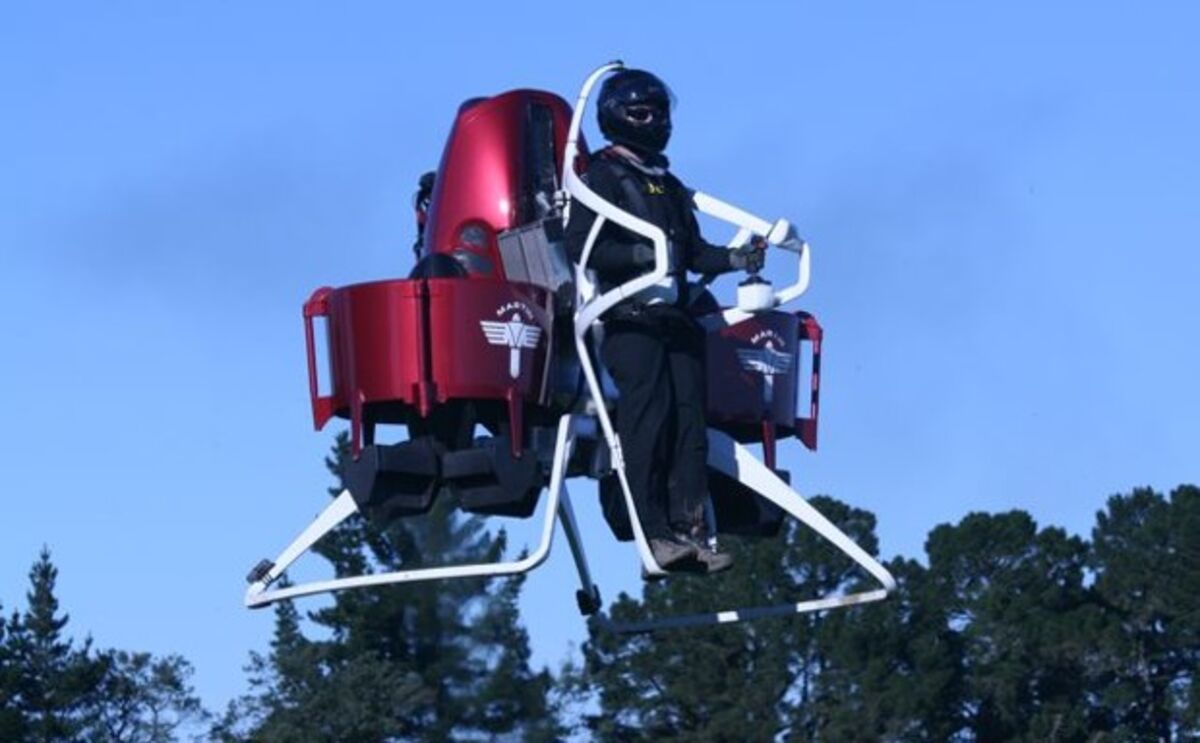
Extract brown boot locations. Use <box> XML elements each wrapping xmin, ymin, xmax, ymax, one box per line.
<box><xmin>674</xmin><ymin>533</ymin><xmax>734</xmax><ymax>574</ymax></box>
<box><xmin>647</xmin><ymin>536</ymin><xmax>699</xmax><ymax>569</ymax></box>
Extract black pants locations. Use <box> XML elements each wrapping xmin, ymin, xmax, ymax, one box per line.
<box><xmin>601</xmin><ymin>306</ymin><xmax>709</xmax><ymax>540</ymax></box>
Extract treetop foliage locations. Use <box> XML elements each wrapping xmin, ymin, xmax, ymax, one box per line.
<box><xmin>6</xmin><ymin>453</ymin><xmax>1195</xmax><ymax>741</ymax></box>
<box><xmin>566</xmin><ymin>485</ymin><xmax>1200</xmax><ymax>742</ymax></box>
<box><xmin>0</xmin><ymin>548</ymin><xmax>205</xmax><ymax>742</ymax></box>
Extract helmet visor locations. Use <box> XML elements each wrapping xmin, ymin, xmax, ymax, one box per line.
<box><xmin>641</xmin><ymin>82</ymin><xmax>677</xmax><ymax>112</ymax></box>
<box><xmin>607</xmin><ymin>71</ymin><xmax>677</xmax><ymax>112</ymax></box>
<box><xmin>624</xmin><ymin>103</ymin><xmax>668</xmax><ymax>124</ymax></box>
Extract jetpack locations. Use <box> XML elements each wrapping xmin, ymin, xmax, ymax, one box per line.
<box><xmin>244</xmin><ymin>62</ymin><xmax>895</xmax><ymax>633</ymax></box>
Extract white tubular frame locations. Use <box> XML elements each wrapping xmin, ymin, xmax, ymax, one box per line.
<box><xmin>690</xmin><ymin>190</ymin><xmax>812</xmax><ymax>328</ymax></box>
<box><xmin>562</xmin><ymin>60</ymin><xmax>673</xmax><ymax>577</ymax></box>
<box><xmin>245</xmin><ymin>414</ymin><xmax>593</xmax><ymax>608</ymax></box>
<box><xmin>563</xmin><ymin>62</ymin><xmax>894</xmax><ymax>626</ymax></box>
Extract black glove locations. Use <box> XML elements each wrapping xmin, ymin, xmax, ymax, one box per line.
<box><xmin>631</xmin><ymin>243</ymin><xmax>676</xmax><ymax>271</ymax></box>
<box><xmin>729</xmin><ymin>237</ymin><xmax>766</xmax><ymax>273</ymax></box>
<box><xmin>631</xmin><ymin>243</ymin><xmax>656</xmax><ymax>268</ymax></box>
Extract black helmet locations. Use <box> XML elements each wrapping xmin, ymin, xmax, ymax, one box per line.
<box><xmin>597</xmin><ymin>69</ymin><xmax>675</xmax><ymax>154</ymax></box>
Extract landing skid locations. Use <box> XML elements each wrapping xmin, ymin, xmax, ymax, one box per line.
<box><xmin>245</xmin><ymin>414</ymin><xmax>597</xmax><ymax>609</ymax></box>
<box><xmin>246</xmin><ymin>413</ymin><xmax>894</xmax><ymax>636</ymax></box>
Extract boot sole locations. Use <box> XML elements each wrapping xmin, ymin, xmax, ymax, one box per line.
<box><xmin>648</xmin><ymin>543</ymin><xmax>699</xmax><ymax>570</ymax></box>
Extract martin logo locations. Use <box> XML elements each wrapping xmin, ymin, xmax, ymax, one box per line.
<box><xmin>480</xmin><ymin>302</ymin><xmax>543</xmax><ymax>379</ymax></box>
<box><xmin>737</xmin><ymin>329</ymin><xmax>793</xmax><ymax>405</ymax></box>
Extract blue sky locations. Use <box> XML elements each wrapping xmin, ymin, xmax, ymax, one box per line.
<box><xmin>2</xmin><ymin>1</ymin><xmax>1197</xmax><ymax>713</ymax></box>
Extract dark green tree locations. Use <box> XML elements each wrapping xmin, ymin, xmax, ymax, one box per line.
<box><xmin>779</xmin><ymin>498</ymin><xmax>888</xmax><ymax>740</ymax></box>
<box><xmin>1</xmin><ymin>549</ymin><xmax>207</xmax><ymax>743</ymax></box>
<box><xmin>801</xmin><ymin>492</ymin><xmax>1200</xmax><ymax>741</ymax></box>
<box><xmin>5</xmin><ymin>547</ymin><xmax>106</xmax><ymax>742</ymax></box>
<box><xmin>81</xmin><ymin>651</ymin><xmax>206</xmax><ymax>742</ymax></box>
<box><xmin>569</xmin><ymin>495</ymin><xmax>884</xmax><ymax>742</ymax></box>
<box><xmin>806</xmin><ymin>557</ymin><xmax>964</xmax><ymax>741</ymax></box>
<box><xmin>224</xmin><ymin>578</ymin><xmax>435</xmax><ymax>743</ymax></box>
<box><xmin>572</xmin><ymin>492</ymin><xmax>1198</xmax><ymax>742</ymax></box>
<box><xmin>0</xmin><ymin>603</ymin><xmax>27</xmax><ymax>740</ymax></box>
<box><xmin>224</xmin><ymin>433</ymin><xmax>556</xmax><ymax>741</ymax></box>
<box><xmin>922</xmin><ymin>510</ymin><xmax>1103</xmax><ymax>741</ymax></box>
<box><xmin>213</xmin><ymin>592</ymin><xmax>433</xmax><ymax>741</ymax></box>
<box><xmin>1089</xmin><ymin>485</ymin><xmax>1200</xmax><ymax>739</ymax></box>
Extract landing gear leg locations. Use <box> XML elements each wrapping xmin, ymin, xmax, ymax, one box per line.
<box><xmin>556</xmin><ymin>437</ymin><xmax>603</xmax><ymax>616</ymax></box>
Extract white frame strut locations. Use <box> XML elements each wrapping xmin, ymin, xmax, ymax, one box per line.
<box><xmin>246</xmin><ymin>414</ymin><xmax>590</xmax><ymax>608</ymax></box>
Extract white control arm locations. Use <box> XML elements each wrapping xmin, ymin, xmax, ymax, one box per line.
<box><xmin>691</xmin><ymin>190</ymin><xmax>812</xmax><ymax>326</ymax></box>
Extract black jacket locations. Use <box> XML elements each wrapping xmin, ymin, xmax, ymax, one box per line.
<box><xmin>565</xmin><ymin>147</ymin><xmax>735</xmax><ymax>305</ymax></box>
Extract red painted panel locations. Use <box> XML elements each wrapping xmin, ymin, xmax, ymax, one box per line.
<box><xmin>310</xmin><ymin>279</ymin><xmax>426</xmax><ymax>429</ymax></box>
<box><xmin>422</xmin><ymin>89</ymin><xmax>583</xmax><ymax>278</ymax></box>
<box><xmin>426</xmin><ymin>279</ymin><xmax>554</xmax><ymax>406</ymax></box>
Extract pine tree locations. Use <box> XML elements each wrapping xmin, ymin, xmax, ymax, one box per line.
<box><xmin>806</xmin><ymin>557</ymin><xmax>964</xmax><ymax>741</ymax></box>
<box><xmin>921</xmin><ymin>510</ymin><xmax>1101</xmax><ymax>740</ymax></box>
<box><xmin>573</xmin><ymin>496</ymin><xmax>1200</xmax><ymax>741</ymax></box>
<box><xmin>570</xmin><ymin>495</ymin><xmax>883</xmax><ymax>742</ymax></box>
<box><xmin>572</xmin><ymin>538</ymin><xmax>795</xmax><ymax>741</ymax></box>
<box><xmin>7</xmin><ymin>547</ymin><xmax>105</xmax><ymax>742</ymax></box>
<box><xmin>81</xmin><ymin>650</ymin><xmax>206</xmax><ymax>742</ymax></box>
<box><xmin>1</xmin><ymin>549</ymin><xmax>207</xmax><ymax>743</ymax></box>
<box><xmin>779</xmin><ymin>497</ymin><xmax>887</xmax><ymax>739</ymax></box>
<box><xmin>0</xmin><ymin>603</ymin><xmax>28</xmax><ymax>741</ymax></box>
<box><xmin>225</xmin><ymin>433</ymin><xmax>556</xmax><ymax>741</ymax></box>
<box><xmin>1089</xmin><ymin>485</ymin><xmax>1200</xmax><ymax>738</ymax></box>
<box><xmin>214</xmin><ymin>584</ymin><xmax>434</xmax><ymax>742</ymax></box>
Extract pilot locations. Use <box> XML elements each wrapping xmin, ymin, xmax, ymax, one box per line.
<box><xmin>566</xmin><ymin>69</ymin><xmax>765</xmax><ymax>574</ymax></box>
